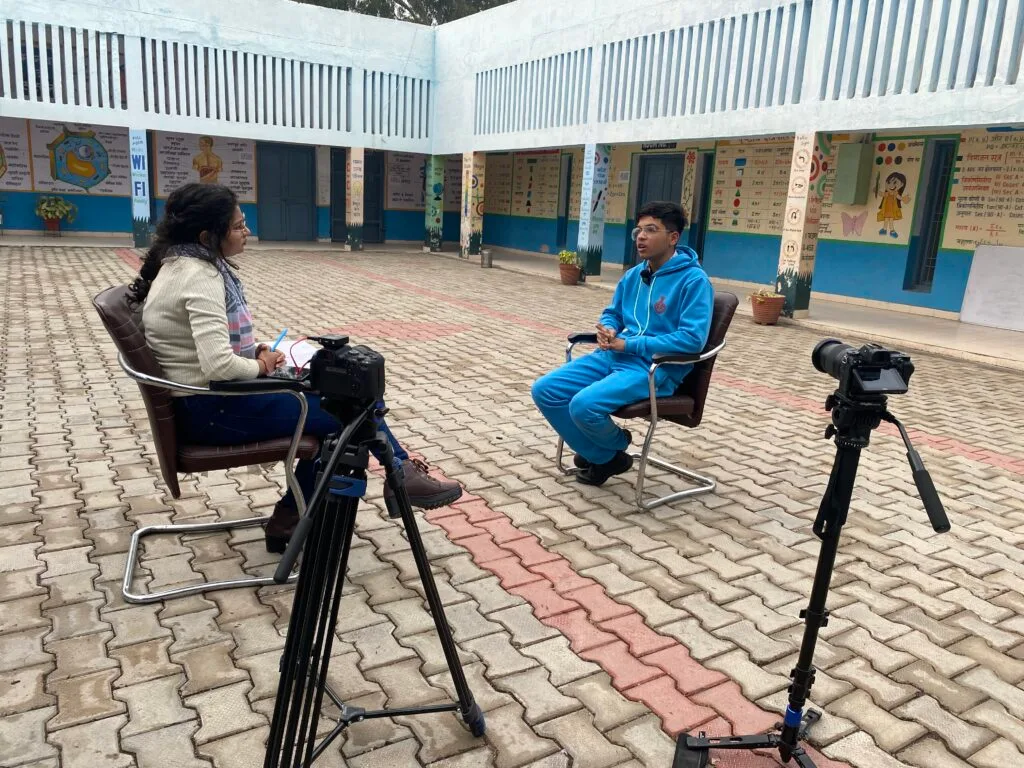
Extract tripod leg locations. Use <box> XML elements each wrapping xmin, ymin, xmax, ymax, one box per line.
<box><xmin>383</xmin><ymin>461</ymin><xmax>485</xmax><ymax>737</ymax></box>
<box><xmin>296</xmin><ymin>494</ymin><xmax>359</xmax><ymax>767</ymax></box>
<box><xmin>265</xmin><ymin>476</ymin><xmax>363</xmax><ymax>768</ymax></box>
<box><xmin>265</xmin><ymin>490</ymin><xmax>332</xmax><ymax>767</ymax></box>
<box><xmin>779</xmin><ymin>445</ymin><xmax>860</xmax><ymax>763</ymax></box>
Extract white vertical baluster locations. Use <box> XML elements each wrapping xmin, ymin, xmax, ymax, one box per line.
<box><xmin>26</xmin><ymin>23</ymin><xmax>39</xmax><ymax>101</ymax></box>
<box><xmin>994</xmin><ymin>0</ymin><xmax>1022</xmax><ymax>84</ymax></box>
<box><xmin>164</xmin><ymin>41</ymin><xmax>178</xmax><ymax>115</ymax></box>
<box><xmin>970</xmin><ymin>0</ymin><xmax>1003</xmax><ymax>86</ymax></box>
<box><xmin>12</xmin><ymin>22</ymin><xmax>26</xmax><ymax>100</ymax></box>
<box><xmin>917</xmin><ymin>0</ymin><xmax>949</xmax><ymax>92</ymax></box>
<box><xmin>51</xmin><ymin>26</ymin><xmax>65</xmax><ymax>104</ymax></box>
<box><xmin>938</xmin><ymin>0</ymin><xmax>967</xmax><ymax>89</ymax></box>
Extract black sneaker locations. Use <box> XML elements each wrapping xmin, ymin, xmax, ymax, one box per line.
<box><xmin>572</xmin><ymin>429</ymin><xmax>632</xmax><ymax>470</ymax></box>
<box><xmin>576</xmin><ymin>450</ymin><xmax>634</xmax><ymax>486</ymax></box>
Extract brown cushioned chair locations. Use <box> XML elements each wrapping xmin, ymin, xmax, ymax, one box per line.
<box><xmin>93</xmin><ymin>285</ymin><xmax>319</xmax><ymax>603</ymax></box>
<box><xmin>555</xmin><ymin>291</ymin><xmax>739</xmax><ymax>510</ymax></box>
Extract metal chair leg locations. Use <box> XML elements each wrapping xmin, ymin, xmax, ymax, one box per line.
<box><xmin>555</xmin><ymin>437</ymin><xmax>578</xmax><ymax>476</ymax></box>
<box><xmin>123</xmin><ymin>517</ymin><xmax>299</xmax><ymax>604</ymax></box>
<box><xmin>631</xmin><ymin>416</ymin><xmax>716</xmax><ymax>510</ymax></box>
<box><xmin>120</xmin><ymin>388</ymin><xmax>309</xmax><ymax>604</ymax></box>
<box><xmin>555</xmin><ymin>422</ymin><xmax>716</xmax><ymax>511</ymax></box>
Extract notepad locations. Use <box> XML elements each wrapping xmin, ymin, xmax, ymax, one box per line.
<box><xmin>264</xmin><ymin>338</ymin><xmax>319</xmax><ymax>369</ymax></box>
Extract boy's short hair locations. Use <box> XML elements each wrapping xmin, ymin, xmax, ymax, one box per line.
<box><xmin>637</xmin><ymin>201</ymin><xmax>688</xmax><ymax>232</ymax></box>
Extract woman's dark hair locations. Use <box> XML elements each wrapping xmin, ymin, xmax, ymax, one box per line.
<box><xmin>637</xmin><ymin>200</ymin><xmax>688</xmax><ymax>232</ymax></box>
<box><xmin>128</xmin><ymin>183</ymin><xmax>239</xmax><ymax>304</ymax></box>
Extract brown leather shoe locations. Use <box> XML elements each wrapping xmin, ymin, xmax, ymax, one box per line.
<box><xmin>265</xmin><ymin>500</ymin><xmax>300</xmax><ymax>554</ymax></box>
<box><xmin>385</xmin><ymin>458</ymin><xmax>463</xmax><ymax>510</ymax></box>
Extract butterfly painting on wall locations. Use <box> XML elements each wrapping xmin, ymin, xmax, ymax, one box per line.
<box><xmin>841</xmin><ymin>210</ymin><xmax>868</xmax><ymax>237</ymax></box>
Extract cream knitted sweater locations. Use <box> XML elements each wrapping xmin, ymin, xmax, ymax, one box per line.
<box><xmin>142</xmin><ymin>256</ymin><xmax>261</xmax><ymax>392</ymax></box>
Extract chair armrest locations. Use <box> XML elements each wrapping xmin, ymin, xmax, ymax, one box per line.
<box><xmin>118</xmin><ymin>354</ymin><xmax>308</xmax><ymax>395</ymax></box>
<box><xmin>210</xmin><ymin>375</ymin><xmax>309</xmax><ymax>393</ymax></box>
<box><xmin>117</xmin><ymin>354</ymin><xmax>211</xmax><ymax>395</ymax></box>
<box><xmin>651</xmin><ymin>340</ymin><xmax>726</xmax><ymax>367</ymax></box>
<box><xmin>565</xmin><ymin>332</ymin><xmax>599</xmax><ymax>362</ymax></box>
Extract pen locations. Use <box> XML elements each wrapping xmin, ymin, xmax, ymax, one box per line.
<box><xmin>271</xmin><ymin>329</ymin><xmax>288</xmax><ymax>351</ymax></box>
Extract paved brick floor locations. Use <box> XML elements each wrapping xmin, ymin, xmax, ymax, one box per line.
<box><xmin>2</xmin><ymin>245</ymin><xmax>1024</xmax><ymax>768</ymax></box>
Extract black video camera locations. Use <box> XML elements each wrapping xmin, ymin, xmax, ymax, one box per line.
<box><xmin>812</xmin><ymin>338</ymin><xmax>914</xmax><ymax>397</ymax></box>
<box><xmin>307</xmin><ymin>335</ymin><xmax>386</xmax><ymax>409</ymax></box>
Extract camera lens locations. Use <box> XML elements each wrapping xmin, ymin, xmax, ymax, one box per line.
<box><xmin>812</xmin><ymin>338</ymin><xmax>854</xmax><ymax>380</ymax></box>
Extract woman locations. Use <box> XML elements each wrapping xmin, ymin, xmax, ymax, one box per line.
<box><xmin>131</xmin><ymin>183</ymin><xmax>462</xmax><ymax>553</ymax></box>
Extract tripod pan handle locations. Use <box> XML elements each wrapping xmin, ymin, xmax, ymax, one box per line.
<box><xmin>908</xmin><ymin>449</ymin><xmax>950</xmax><ymax>533</ymax></box>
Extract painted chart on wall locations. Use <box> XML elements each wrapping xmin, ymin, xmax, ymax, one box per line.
<box><xmin>566</xmin><ymin>147</ymin><xmax>584</xmax><ymax>219</ymax></box>
<box><xmin>154</xmin><ymin>132</ymin><xmax>256</xmax><ymax>202</ymax></box>
<box><xmin>942</xmin><ymin>128</ymin><xmax>1024</xmax><ymax>250</ymax></box>
<box><xmin>819</xmin><ymin>138</ymin><xmax>924</xmax><ymax>245</ymax></box>
<box><xmin>709</xmin><ymin>139</ymin><xmax>792</xmax><ymax>235</ymax></box>
<box><xmin>386</xmin><ymin>152</ymin><xmax>426</xmax><ymax>210</ymax></box>
<box><xmin>0</xmin><ymin>118</ymin><xmax>33</xmax><ymax>191</ymax></box>
<box><xmin>484</xmin><ymin>154</ymin><xmax>513</xmax><ymax>215</ymax></box>
<box><xmin>30</xmin><ymin>121</ymin><xmax>130</xmax><ymax>195</ymax></box>
<box><xmin>444</xmin><ymin>155</ymin><xmax>463</xmax><ymax>210</ymax></box>
<box><xmin>604</xmin><ymin>145</ymin><xmax>633</xmax><ymax>225</ymax></box>
<box><xmin>511</xmin><ymin>151</ymin><xmax>560</xmax><ymax>218</ymax></box>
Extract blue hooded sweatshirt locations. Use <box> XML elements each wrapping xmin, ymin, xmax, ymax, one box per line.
<box><xmin>598</xmin><ymin>244</ymin><xmax>714</xmax><ymax>385</ymax></box>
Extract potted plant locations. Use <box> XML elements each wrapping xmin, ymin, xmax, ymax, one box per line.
<box><xmin>750</xmin><ymin>288</ymin><xmax>786</xmax><ymax>325</ymax></box>
<box><xmin>35</xmin><ymin>196</ymin><xmax>77</xmax><ymax>234</ymax></box>
<box><xmin>558</xmin><ymin>249</ymin><xmax>583</xmax><ymax>285</ymax></box>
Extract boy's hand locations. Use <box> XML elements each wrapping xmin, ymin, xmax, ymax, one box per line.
<box><xmin>595</xmin><ymin>324</ymin><xmax>616</xmax><ymax>345</ymax></box>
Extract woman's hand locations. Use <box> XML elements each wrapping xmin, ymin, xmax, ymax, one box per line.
<box><xmin>257</xmin><ymin>349</ymin><xmax>286</xmax><ymax>375</ymax></box>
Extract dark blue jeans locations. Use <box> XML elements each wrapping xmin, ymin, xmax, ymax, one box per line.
<box><xmin>174</xmin><ymin>392</ymin><xmax>409</xmax><ymax>510</ymax></box>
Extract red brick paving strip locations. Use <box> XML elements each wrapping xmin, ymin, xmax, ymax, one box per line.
<box><xmin>424</xmin><ymin>495</ymin><xmax>849</xmax><ymax>767</ymax></box>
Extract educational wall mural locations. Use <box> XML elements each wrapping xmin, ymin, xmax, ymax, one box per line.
<box><xmin>154</xmin><ymin>132</ymin><xmax>256</xmax><ymax>202</ymax></box>
<box><xmin>942</xmin><ymin>128</ymin><xmax>1024</xmax><ymax>250</ymax></box>
<box><xmin>444</xmin><ymin>155</ymin><xmax>463</xmax><ymax>210</ymax></box>
<box><xmin>510</xmin><ymin>151</ymin><xmax>560</xmax><ymax>218</ymax></box>
<box><xmin>30</xmin><ymin>121</ymin><xmax>130</xmax><ymax>196</ymax></box>
<box><xmin>484</xmin><ymin>153</ymin><xmax>513</xmax><ymax>215</ymax></box>
<box><xmin>386</xmin><ymin>152</ymin><xmax>427</xmax><ymax>210</ymax></box>
<box><xmin>818</xmin><ymin>137</ymin><xmax>925</xmax><ymax>245</ymax></box>
<box><xmin>0</xmin><ymin>118</ymin><xmax>33</xmax><ymax>191</ymax></box>
<box><xmin>709</xmin><ymin>138</ymin><xmax>793</xmax><ymax>235</ymax></box>
<box><xmin>605</xmin><ymin>145</ymin><xmax>633</xmax><ymax>225</ymax></box>
<box><xmin>566</xmin><ymin>147</ymin><xmax>585</xmax><ymax>219</ymax></box>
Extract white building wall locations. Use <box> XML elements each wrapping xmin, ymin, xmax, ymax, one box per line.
<box><xmin>432</xmin><ymin>0</ymin><xmax>1024</xmax><ymax>154</ymax></box>
<box><xmin>2</xmin><ymin>0</ymin><xmax>1022</xmax><ymax>155</ymax></box>
<box><xmin>1</xmin><ymin>0</ymin><xmax>435</xmax><ymax>152</ymax></box>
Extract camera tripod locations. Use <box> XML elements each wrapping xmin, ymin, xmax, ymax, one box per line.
<box><xmin>264</xmin><ymin>400</ymin><xmax>484</xmax><ymax>768</ymax></box>
<box><xmin>674</xmin><ymin>389</ymin><xmax>950</xmax><ymax>767</ymax></box>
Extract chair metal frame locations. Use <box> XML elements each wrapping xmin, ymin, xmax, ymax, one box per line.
<box><xmin>554</xmin><ymin>339</ymin><xmax>726</xmax><ymax>510</ymax></box>
<box><xmin>117</xmin><ymin>353</ymin><xmax>310</xmax><ymax>604</ymax></box>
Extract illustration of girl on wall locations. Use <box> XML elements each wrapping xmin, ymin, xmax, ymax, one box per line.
<box><xmin>877</xmin><ymin>171</ymin><xmax>910</xmax><ymax>238</ymax></box>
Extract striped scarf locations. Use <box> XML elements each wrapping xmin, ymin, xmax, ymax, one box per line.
<box><xmin>168</xmin><ymin>243</ymin><xmax>256</xmax><ymax>358</ymax></box>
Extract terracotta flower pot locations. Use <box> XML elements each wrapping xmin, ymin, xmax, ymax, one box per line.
<box><xmin>559</xmin><ymin>264</ymin><xmax>581</xmax><ymax>286</ymax></box>
<box><xmin>43</xmin><ymin>217</ymin><xmax>61</xmax><ymax>232</ymax></box>
<box><xmin>751</xmin><ymin>295</ymin><xmax>786</xmax><ymax>325</ymax></box>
